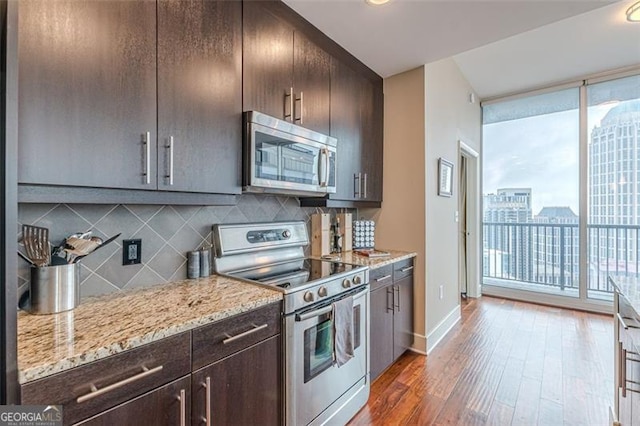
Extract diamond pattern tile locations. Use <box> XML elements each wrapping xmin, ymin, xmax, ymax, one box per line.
<box><xmin>147</xmin><ymin>206</ymin><xmax>184</xmax><ymax>241</ymax></box>
<box><xmin>148</xmin><ymin>244</ymin><xmax>185</xmax><ymax>281</ymax></box>
<box><xmin>17</xmin><ymin>194</ymin><xmax>353</xmax><ymax>300</ymax></box>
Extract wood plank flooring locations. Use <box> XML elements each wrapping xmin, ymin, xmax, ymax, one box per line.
<box><xmin>349</xmin><ymin>296</ymin><xmax>613</xmax><ymax>426</ymax></box>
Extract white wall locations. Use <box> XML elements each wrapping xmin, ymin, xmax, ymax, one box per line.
<box><xmin>362</xmin><ymin>59</ymin><xmax>480</xmax><ymax>353</ymax></box>
<box><xmin>424</xmin><ymin>58</ymin><xmax>481</xmax><ymax>344</ymax></box>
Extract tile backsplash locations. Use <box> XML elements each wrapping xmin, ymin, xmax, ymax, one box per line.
<box><xmin>18</xmin><ymin>194</ymin><xmax>350</xmax><ymax>301</ymax></box>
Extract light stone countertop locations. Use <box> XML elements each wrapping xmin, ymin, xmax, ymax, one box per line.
<box><xmin>17</xmin><ymin>275</ymin><xmax>282</xmax><ymax>384</ymax></box>
<box><xmin>312</xmin><ymin>249</ymin><xmax>417</xmax><ymax>269</ymax></box>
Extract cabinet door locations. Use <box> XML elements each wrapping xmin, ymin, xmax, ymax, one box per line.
<box><xmin>393</xmin><ymin>276</ymin><xmax>414</xmax><ymax>361</ymax></box>
<box><xmin>360</xmin><ymin>78</ymin><xmax>384</xmax><ymax>202</ymax></box>
<box><xmin>330</xmin><ymin>59</ymin><xmax>363</xmax><ymax>201</ymax></box>
<box><xmin>192</xmin><ymin>335</ymin><xmax>281</xmax><ymax>426</ymax></box>
<box><xmin>157</xmin><ymin>0</ymin><xmax>241</xmax><ymax>194</ymax></box>
<box><xmin>18</xmin><ymin>0</ymin><xmax>157</xmax><ymax>190</ymax></box>
<box><xmin>78</xmin><ymin>376</ymin><xmax>191</xmax><ymax>426</ymax></box>
<box><xmin>292</xmin><ymin>32</ymin><xmax>330</xmax><ymax>135</ymax></box>
<box><xmin>370</xmin><ymin>286</ymin><xmax>394</xmax><ymax>381</ymax></box>
<box><xmin>243</xmin><ymin>1</ymin><xmax>294</xmax><ymax>120</ymax></box>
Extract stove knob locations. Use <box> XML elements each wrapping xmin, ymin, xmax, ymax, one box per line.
<box><xmin>353</xmin><ymin>275</ymin><xmax>362</xmax><ymax>285</ymax></box>
<box><xmin>342</xmin><ymin>279</ymin><xmax>351</xmax><ymax>289</ymax></box>
<box><xmin>282</xmin><ymin>230</ymin><xmax>292</xmax><ymax>239</ymax></box>
<box><xmin>318</xmin><ymin>286</ymin><xmax>328</xmax><ymax>298</ymax></box>
<box><xmin>303</xmin><ymin>291</ymin><xmax>314</xmax><ymax>302</ymax></box>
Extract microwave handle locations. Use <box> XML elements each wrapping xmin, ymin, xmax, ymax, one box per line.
<box><xmin>319</xmin><ymin>148</ymin><xmax>329</xmax><ymax>187</ymax></box>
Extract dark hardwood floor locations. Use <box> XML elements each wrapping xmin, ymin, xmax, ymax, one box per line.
<box><xmin>350</xmin><ymin>296</ymin><xmax>613</xmax><ymax>425</ymax></box>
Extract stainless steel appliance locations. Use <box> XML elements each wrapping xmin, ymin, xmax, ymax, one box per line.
<box><xmin>243</xmin><ymin>111</ymin><xmax>337</xmax><ymax>197</ymax></box>
<box><xmin>213</xmin><ymin>221</ymin><xmax>370</xmax><ymax>426</ymax></box>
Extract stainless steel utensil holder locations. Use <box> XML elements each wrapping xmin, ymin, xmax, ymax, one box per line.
<box><xmin>28</xmin><ymin>263</ymin><xmax>80</xmax><ymax>314</ymax></box>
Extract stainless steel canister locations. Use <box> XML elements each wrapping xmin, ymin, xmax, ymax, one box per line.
<box><xmin>28</xmin><ymin>263</ymin><xmax>80</xmax><ymax>314</ymax></box>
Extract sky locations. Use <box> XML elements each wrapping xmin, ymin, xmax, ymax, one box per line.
<box><xmin>483</xmin><ymin>104</ymin><xmax>614</xmax><ymax>216</ymax></box>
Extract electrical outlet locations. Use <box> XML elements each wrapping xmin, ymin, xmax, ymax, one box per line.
<box><xmin>439</xmin><ymin>285</ymin><xmax>444</xmax><ymax>300</ymax></box>
<box><xmin>122</xmin><ymin>239</ymin><xmax>142</xmax><ymax>265</ymax></box>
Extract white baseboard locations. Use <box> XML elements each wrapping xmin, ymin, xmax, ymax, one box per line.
<box><xmin>409</xmin><ymin>333</ymin><xmax>427</xmax><ymax>355</ymax></box>
<box><xmin>426</xmin><ymin>305</ymin><xmax>461</xmax><ymax>355</ymax></box>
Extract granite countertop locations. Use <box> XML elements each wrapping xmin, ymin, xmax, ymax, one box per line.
<box><xmin>17</xmin><ymin>275</ymin><xmax>282</xmax><ymax>384</ymax></box>
<box><xmin>313</xmin><ymin>249</ymin><xmax>416</xmax><ymax>269</ymax></box>
<box><xmin>611</xmin><ymin>275</ymin><xmax>640</xmax><ymax>318</ymax></box>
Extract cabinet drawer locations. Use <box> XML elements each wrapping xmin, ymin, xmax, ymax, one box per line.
<box><xmin>192</xmin><ymin>302</ymin><xmax>282</xmax><ymax>370</ymax></box>
<box><xmin>393</xmin><ymin>258</ymin><xmax>414</xmax><ymax>281</ymax></box>
<box><xmin>21</xmin><ymin>332</ymin><xmax>191</xmax><ymax>425</ymax></box>
<box><xmin>369</xmin><ymin>265</ymin><xmax>393</xmax><ymax>292</ymax></box>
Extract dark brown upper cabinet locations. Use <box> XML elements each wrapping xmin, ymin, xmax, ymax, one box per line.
<box><xmin>18</xmin><ymin>0</ymin><xmax>158</xmax><ymax>190</ymax></box>
<box><xmin>18</xmin><ymin>0</ymin><xmax>241</xmax><ymax>197</ymax></box>
<box><xmin>242</xmin><ymin>1</ymin><xmax>330</xmax><ymax>135</ymax></box>
<box><xmin>157</xmin><ymin>0</ymin><xmax>242</xmax><ymax>194</ymax></box>
<box><xmin>328</xmin><ymin>58</ymin><xmax>383</xmax><ymax>204</ymax></box>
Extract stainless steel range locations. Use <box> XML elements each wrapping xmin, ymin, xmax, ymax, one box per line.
<box><xmin>212</xmin><ymin>221</ymin><xmax>370</xmax><ymax>426</ymax></box>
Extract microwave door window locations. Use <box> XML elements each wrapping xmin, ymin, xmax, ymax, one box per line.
<box><xmin>255</xmin><ymin>132</ymin><xmax>280</xmax><ymax>181</ymax></box>
<box><xmin>281</xmin><ymin>143</ymin><xmax>320</xmax><ymax>185</ymax></box>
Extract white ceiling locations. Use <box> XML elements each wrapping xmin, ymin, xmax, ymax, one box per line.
<box><xmin>283</xmin><ymin>0</ymin><xmax>640</xmax><ymax>99</ymax></box>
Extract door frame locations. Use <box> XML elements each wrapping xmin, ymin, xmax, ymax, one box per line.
<box><xmin>2</xmin><ymin>0</ymin><xmax>19</xmax><ymax>404</ymax></box>
<box><xmin>459</xmin><ymin>140</ymin><xmax>480</xmax><ymax>298</ymax></box>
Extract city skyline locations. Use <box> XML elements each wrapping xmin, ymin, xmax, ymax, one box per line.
<box><xmin>483</xmin><ymin>102</ymin><xmax>617</xmax><ymax>215</ymax></box>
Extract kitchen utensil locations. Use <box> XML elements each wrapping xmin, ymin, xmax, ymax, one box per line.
<box><xmin>22</xmin><ymin>224</ymin><xmax>50</xmax><ymax>267</ymax></box>
<box><xmin>64</xmin><ymin>237</ymin><xmax>101</xmax><ymax>263</ymax></box>
<box><xmin>71</xmin><ymin>233</ymin><xmax>121</xmax><ymax>263</ymax></box>
<box><xmin>28</xmin><ymin>263</ymin><xmax>80</xmax><ymax>314</ymax></box>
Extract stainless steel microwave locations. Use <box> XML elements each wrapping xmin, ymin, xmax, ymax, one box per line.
<box><xmin>243</xmin><ymin>111</ymin><xmax>337</xmax><ymax>197</ymax></box>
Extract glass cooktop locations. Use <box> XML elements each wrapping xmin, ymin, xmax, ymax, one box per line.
<box><xmin>229</xmin><ymin>258</ymin><xmax>358</xmax><ymax>290</ymax></box>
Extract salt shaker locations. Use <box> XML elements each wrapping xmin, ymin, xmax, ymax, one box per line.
<box><xmin>187</xmin><ymin>250</ymin><xmax>200</xmax><ymax>279</ymax></box>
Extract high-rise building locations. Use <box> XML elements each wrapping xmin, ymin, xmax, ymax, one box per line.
<box><xmin>532</xmin><ymin>207</ymin><xmax>579</xmax><ymax>288</ymax></box>
<box><xmin>588</xmin><ymin>100</ymin><xmax>640</xmax><ymax>286</ymax></box>
<box><xmin>483</xmin><ymin>188</ymin><xmax>532</xmax><ymax>281</ymax></box>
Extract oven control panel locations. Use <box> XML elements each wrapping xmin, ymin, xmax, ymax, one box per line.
<box><xmin>246</xmin><ymin>228</ymin><xmax>292</xmax><ymax>243</ymax></box>
<box><xmin>285</xmin><ymin>268</ymin><xmax>370</xmax><ymax>313</ymax></box>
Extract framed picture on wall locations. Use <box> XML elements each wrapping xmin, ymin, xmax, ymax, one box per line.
<box><xmin>438</xmin><ymin>157</ymin><xmax>453</xmax><ymax>197</ymax></box>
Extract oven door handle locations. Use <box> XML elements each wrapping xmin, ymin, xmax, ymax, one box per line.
<box><xmin>296</xmin><ymin>305</ymin><xmax>333</xmax><ymax>322</ymax></box>
<box><xmin>295</xmin><ymin>285</ymin><xmax>368</xmax><ymax>322</ymax></box>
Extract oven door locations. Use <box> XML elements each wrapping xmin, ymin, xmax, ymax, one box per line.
<box><xmin>245</xmin><ymin>121</ymin><xmax>336</xmax><ymax>195</ymax></box>
<box><xmin>285</xmin><ymin>285</ymin><xmax>369</xmax><ymax>426</ymax></box>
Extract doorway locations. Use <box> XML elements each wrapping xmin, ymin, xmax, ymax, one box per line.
<box><xmin>459</xmin><ymin>141</ymin><xmax>480</xmax><ymax>299</ymax></box>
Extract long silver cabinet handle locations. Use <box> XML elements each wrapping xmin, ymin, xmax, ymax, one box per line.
<box><xmin>295</xmin><ymin>91</ymin><xmax>304</xmax><ymax>124</ymax></box>
<box><xmin>202</xmin><ymin>377</ymin><xmax>211</xmax><ymax>426</ymax></box>
<box><xmin>143</xmin><ymin>132</ymin><xmax>151</xmax><ymax>184</ymax></box>
<box><xmin>400</xmin><ymin>266</ymin><xmax>414</xmax><ymax>273</ymax></box>
<box><xmin>165</xmin><ymin>136</ymin><xmax>174</xmax><ymax>186</ymax></box>
<box><xmin>77</xmin><ymin>365</ymin><xmax>163</xmax><ymax>403</ymax></box>
<box><xmin>617</xmin><ymin>312</ymin><xmax>640</xmax><ymax>329</ymax></box>
<box><xmin>222</xmin><ymin>323</ymin><xmax>268</xmax><ymax>345</ymax></box>
<box><xmin>375</xmin><ymin>274</ymin><xmax>392</xmax><ymax>282</ymax></box>
<box><xmin>623</xmin><ymin>346</ymin><xmax>628</xmax><ymax>397</ymax></box>
<box><xmin>354</xmin><ymin>173</ymin><xmax>361</xmax><ymax>198</ymax></box>
<box><xmin>363</xmin><ymin>173</ymin><xmax>367</xmax><ymax>199</ymax></box>
<box><xmin>177</xmin><ymin>389</ymin><xmax>186</xmax><ymax>426</ymax></box>
<box><xmin>284</xmin><ymin>87</ymin><xmax>294</xmax><ymax>121</ymax></box>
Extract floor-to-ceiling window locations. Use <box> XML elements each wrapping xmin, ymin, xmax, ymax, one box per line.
<box><xmin>587</xmin><ymin>74</ymin><xmax>640</xmax><ymax>301</ymax></box>
<box><xmin>482</xmin><ymin>88</ymin><xmax>580</xmax><ymax>297</ymax></box>
<box><xmin>481</xmin><ymin>71</ymin><xmax>640</xmax><ymax>311</ymax></box>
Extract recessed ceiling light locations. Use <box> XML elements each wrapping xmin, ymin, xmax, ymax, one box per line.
<box><xmin>365</xmin><ymin>0</ymin><xmax>390</xmax><ymax>5</ymax></box>
<box><xmin>627</xmin><ymin>1</ymin><xmax>640</xmax><ymax>22</ymax></box>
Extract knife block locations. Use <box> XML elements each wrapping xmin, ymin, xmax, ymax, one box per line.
<box><xmin>311</xmin><ymin>213</ymin><xmax>331</xmax><ymax>256</ymax></box>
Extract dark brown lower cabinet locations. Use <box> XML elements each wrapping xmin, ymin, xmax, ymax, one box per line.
<box><xmin>393</xmin><ymin>276</ymin><xmax>414</xmax><ymax>360</ymax></box>
<box><xmin>369</xmin><ymin>260</ymin><xmax>414</xmax><ymax>381</ymax></box>
<box><xmin>370</xmin><ymin>285</ymin><xmax>394</xmax><ymax>381</ymax></box>
<box><xmin>78</xmin><ymin>376</ymin><xmax>191</xmax><ymax>426</ymax></box>
<box><xmin>191</xmin><ymin>335</ymin><xmax>281</xmax><ymax>426</ymax></box>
